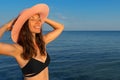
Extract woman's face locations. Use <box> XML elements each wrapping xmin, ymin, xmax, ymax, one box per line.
<box><xmin>28</xmin><ymin>14</ymin><xmax>42</xmax><ymax>33</ymax></box>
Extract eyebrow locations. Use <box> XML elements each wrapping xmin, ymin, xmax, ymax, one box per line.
<box><xmin>30</xmin><ymin>15</ymin><xmax>40</xmax><ymax>19</ymax></box>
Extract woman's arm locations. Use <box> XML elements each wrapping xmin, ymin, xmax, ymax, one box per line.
<box><xmin>43</xmin><ymin>18</ymin><xmax>64</xmax><ymax>44</ymax></box>
<box><xmin>0</xmin><ymin>25</ymin><xmax>8</xmax><ymax>38</ymax></box>
<box><xmin>0</xmin><ymin>43</ymin><xmax>18</xmax><ymax>57</ymax></box>
<box><xmin>0</xmin><ymin>19</ymin><xmax>18</xmax><ymax>57</ymax></box>
<box><xmin>0</xmin><ymin>19</ymin><xmax>14</xmax><ymax>38</ymax></box>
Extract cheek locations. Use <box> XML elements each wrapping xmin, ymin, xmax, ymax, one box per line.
<box><xmin>28</xmin><ymin>23</ymin><xmax>33</xmax><ymax>31</ymax></box>
<box><xmin>28</xmin><ymin>22</ymin><xmax>42</xmax><ymax>32</ymax></box>
<box><xmin>28</xmin><ymin>22</ymin><xmax>36</xmax><ymax>32</ymax></box>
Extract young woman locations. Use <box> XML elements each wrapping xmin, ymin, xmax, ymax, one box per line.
<box><xmin>0</xmin><ymin>4</ymin><xmax>64</xmax><ymax>80</ymax></box>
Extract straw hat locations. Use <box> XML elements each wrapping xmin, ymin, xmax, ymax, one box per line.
<box><xmin>11</xmin><ymin>3</ymin><xmax>49</xmax><ymax>42</ymax></box>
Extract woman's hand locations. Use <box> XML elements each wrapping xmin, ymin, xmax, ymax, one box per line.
<box><xmin>4</xmin><ymin>19</ymin><xmax>15</xmax><ymax>31</ymax></box>
<box><xmin>0</xmin><ymin>18</ymin><xmax>16</xmax><ymax>38</ymax></box>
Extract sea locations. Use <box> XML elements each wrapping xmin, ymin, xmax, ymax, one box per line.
<box><xmin>0</xmin><ymin>31</ymin><xmax>120</xmax><ymax>80</ymax></box>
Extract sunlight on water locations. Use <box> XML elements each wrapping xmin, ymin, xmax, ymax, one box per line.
<box><xmin>1</xmin><ymin>31</ymin><xmax>120</xmax><ymax>80</ymax></box>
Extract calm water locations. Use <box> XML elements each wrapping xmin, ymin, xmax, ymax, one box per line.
<box><xmin>1</xmin><ymin>31</ymin><xmax>120</xmax><ymax>80</ymax></box>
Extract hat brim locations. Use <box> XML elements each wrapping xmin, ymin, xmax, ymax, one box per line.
<box><xmin>11</xmin><ymin>4</ymin><xmax>49</xmax><ymax>43</ymax></box>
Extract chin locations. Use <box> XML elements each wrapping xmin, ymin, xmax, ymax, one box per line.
<box><xmin>31</xmin><ymin>29</ymin><xmax>41</xmax><ymax>34</ymax></box>
<box><xmin>36</xmin><ymin>31</ymin><xmax>41</xmax><ymax>33</ymax></box>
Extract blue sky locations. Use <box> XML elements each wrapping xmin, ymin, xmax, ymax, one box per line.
<box><xmin>0</xmin><ymin>0</ymin><xmax>120</xmax><ymax>31</ymax></box>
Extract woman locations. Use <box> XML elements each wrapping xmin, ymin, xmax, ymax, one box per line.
<box><xmin>0</xmin><ymin>4</ymin><xmax>64</xmax><ymax>80</ymax></box>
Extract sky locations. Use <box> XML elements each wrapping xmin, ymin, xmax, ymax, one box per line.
<box><xmin>0</xmin><ymin>0</ymin><xmax>120</xmax><ymax>31</ymax></box>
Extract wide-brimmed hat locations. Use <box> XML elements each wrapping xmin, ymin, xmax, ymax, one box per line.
<box><xmin>11</xmin><ymin>3</ymin><xmax>49</xmax><ymax>43</ymax></box>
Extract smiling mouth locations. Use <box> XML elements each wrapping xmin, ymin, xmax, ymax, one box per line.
<box><xmin>35</xmin><ymin>26</ymin><xmax>41</xmax><ymax>29</ymax></box>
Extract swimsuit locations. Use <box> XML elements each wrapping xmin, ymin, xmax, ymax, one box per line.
<box><xmin>21</xmin><ymin>53</ymin><xmax>50</xmax><ymax>77</ymax></box>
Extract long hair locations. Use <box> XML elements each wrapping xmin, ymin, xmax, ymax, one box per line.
<box><xmin>17</xmin><ymin>20</ymin><xmax>45</xmax><ymax>60</ymax></box>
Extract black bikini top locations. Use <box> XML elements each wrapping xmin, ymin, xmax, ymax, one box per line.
<box><xmin>21</xmin><ymin>53</ymin><xmax>50</xmax><ymax>77</ymax></box>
